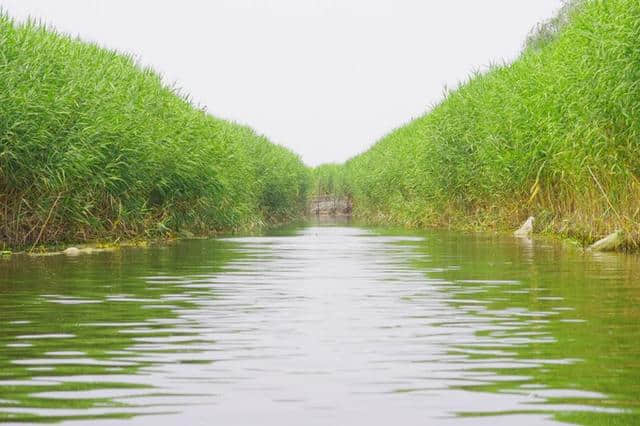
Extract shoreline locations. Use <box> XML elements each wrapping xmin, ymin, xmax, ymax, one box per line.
<box><xmin>1</xmin><ymin>215</ymin><xmax>306</xmax><ymax>257</ymax></box>
<box><xmin>347</xmin><ymin>209</ymin><xmax>639</xmax><ymax>254</ymax></box>
<box><xmin>2</xmin><ymin>214</ymin><xmax>637</xmax><ymax>261</ymax></box>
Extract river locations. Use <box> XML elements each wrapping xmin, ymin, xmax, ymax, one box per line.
<box><xmin>1</xmin><ymin>222</ymin><xmax>639</xmax><ymax>425</ymax></box>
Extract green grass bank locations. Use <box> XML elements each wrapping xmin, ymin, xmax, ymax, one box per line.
<box><xmin>0</xmin><ymin>14</ymin><xmax>310</xmax><ymax>249</ymax></box>
<box><xmin>322</xmin><ymin>0</ymin><xmax>640</xmax><ymax>249</ymax></box>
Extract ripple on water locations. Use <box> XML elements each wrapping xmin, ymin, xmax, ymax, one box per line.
<box><xmin>0</xmin><ymin>225</ymin><xmax>638</xmax><ymax>424</ymax></box>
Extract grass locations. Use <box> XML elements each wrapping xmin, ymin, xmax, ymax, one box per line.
<box><xmin>4</xmin><ymin>0</ymin><xmax>640</xmax><ymax>250</ymax></box>
<box><xmin>0</xmin><ymin>13</ymin><xmax>310</xmax><ymax>249</ymax></box>
<box><xmin>310</xmin><ymin>163</ymin><xmax>351</xmax><ymax>198</ymax></box>
<box><xmin>323</xmin><ymin>0</ymin><xmax>640</xmax><ymax>250</ymax></box>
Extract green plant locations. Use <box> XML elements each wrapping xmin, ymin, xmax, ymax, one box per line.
<box><xmin>329</xmin><ymin>0</ymin><xmax>640</xmax><ymax>249</ymax></box>
<box><xmin>0</xmin><ymin>13</ymin><xmax>310</xmax><ymax>247</ymax></box>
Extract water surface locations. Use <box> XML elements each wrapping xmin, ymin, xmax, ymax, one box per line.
<box><xmin>1</xmin><ymin>224</ymin><xmax>639</xmax><ymax>425</ymax></box>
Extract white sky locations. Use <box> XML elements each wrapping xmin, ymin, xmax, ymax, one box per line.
<box><xmin>1</xmin><ymin>0</ymin><xmax>562</xmax><ymax>166</ymax></box>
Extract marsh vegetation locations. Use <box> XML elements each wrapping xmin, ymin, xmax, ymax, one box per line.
<box><xmin>318</xmin><ymin>0</ymin><xmax>640</xmax><ymax>249</ymax></box>
<box><xmin>2</xmin><ymin>0</ymin><xmax>640</xmax><ymax>251</ymax></box>
<box><xmin>0</xmin><ymin>14</ymin><xmax>309</xmax><ymax>250</ymax></box>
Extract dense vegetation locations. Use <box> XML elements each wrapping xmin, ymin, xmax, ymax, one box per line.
<box><xmin>327</xmin><ymin>0</ymin><xmax>640</xmax><ymax>248</ymax></box>
<box><xmin>310</xmin><ymin>164</ymin><xmax>350</xmax><ymax>198</ymax></box>
<box><xmin>0</xmin><ymin>14</ymin><xmax>310</xmax><ymax>249</ymax></box>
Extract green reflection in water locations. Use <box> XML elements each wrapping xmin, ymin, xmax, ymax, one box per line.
<box><xmin>404</xmin><ymin>230</ymin><xmax>640</xmax><ymax>425</ymax></box>
<box><xmin>0</xmin><ymin>240</ymin><xmax>240</xmax><ymax>423</ymax></box>
<box><xmin>1</xmin><ymin>226</ymin><xmax>640</xmax><ymax>425</ymax></box>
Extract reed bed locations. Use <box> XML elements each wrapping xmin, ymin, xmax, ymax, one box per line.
<box><xmin>310</xmin><ymin>164</ymin><xmax>351</xmax><ymax>198</ymax></box>
<box><xmin>0</xmin><ymin>14</ymin><xmax>310</xmax><ymax>249</ymax></box>
<box><xmin>335</xmin><ymin>0</ymin><xmax>640</xmax><ymax>249</ymax></box>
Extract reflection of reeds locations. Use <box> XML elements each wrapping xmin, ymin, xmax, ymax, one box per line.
<box><xmin>0</xmin><ymin>14</ymin><xmax>310</xmax><ymax>249</ymax></box>
<box><xmin>0</xmin><ymin>239</ymin><xmax>241</xmax><ymax>422</ymax></box>
<box><xmin>414</xmin><ymin>231</ymin><xmax>640</xmax><ymax>423</ymax></box>
<box><xmin>330</xmin><ymin>0</ymin><xmax>640</xmax><ymax>249</ymax></box>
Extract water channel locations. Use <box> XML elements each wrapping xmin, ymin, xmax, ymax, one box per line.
<box><xmin>1</xmin><ymin>222</ymin><xmax>639</xmax><ymax>424</ymax></box>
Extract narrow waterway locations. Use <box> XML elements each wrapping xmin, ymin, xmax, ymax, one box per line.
<box><xmin>1</xmin><ymin>223</ymin><xmax>639</xmax><ymax>425</ymax></box>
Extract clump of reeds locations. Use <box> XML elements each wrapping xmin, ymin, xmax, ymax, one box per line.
<box><xmin>338</xmin><ymin>0</ymin><xmax>640</xmax><ymax>249</ymax></box>
<box><xmin>310</xmin><ymin>164</ymin><xmax>351</xmax><ymax>198</ymax></box>
<box><xmin>0</xmin><ymin>13</ymin><xmax>310</xmax><ymax>248</ymax></box>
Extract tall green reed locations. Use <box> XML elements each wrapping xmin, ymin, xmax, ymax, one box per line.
<box><xmin>337</xmin><ymin>0</ymin><xmax>640</xmax><ymax>248</ymax></box>
<box><xmin>0</xmin><ymin>14</ymin><xmax>310</xmax><ymax>248</ymax></box>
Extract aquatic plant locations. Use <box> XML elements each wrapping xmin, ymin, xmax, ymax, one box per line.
<box><xmin>310</xmin><ymin>164</ymin><xmax>351</xmax><ymax>198</ymax></box>
<box><xmin>338</xmin><ymin>0</ymin><xmax>640</xmax><ymax>248</ymax></box>
<box><xmin>0</xmin><ymin>13</ymin><xmax>310</xmax><ymax>248</ymax></box>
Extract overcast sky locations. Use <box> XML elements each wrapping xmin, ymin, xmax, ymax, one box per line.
<box><xmin>1</xmin><ymin>0</ymin><xmax>562</xmax><ymax>166</ymax></box>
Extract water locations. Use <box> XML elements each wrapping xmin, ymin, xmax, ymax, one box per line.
<box><xmin>1</xmin><ymin>224</ymin><xmax>639</xmax><ymax>425</ymax></box>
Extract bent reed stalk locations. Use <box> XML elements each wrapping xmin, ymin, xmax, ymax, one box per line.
<box><xmin>315</xmin><ymin>0</ymin><xmax>640</xmax><ymax>250</ymax></box>
<box><xmin>0</xmin><ymin>13</ymin><xmax>310</xmax><ymax>249</ymax></box>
